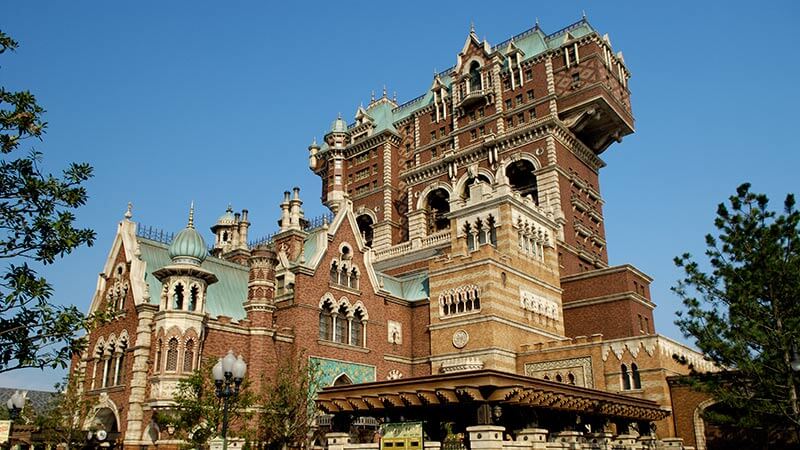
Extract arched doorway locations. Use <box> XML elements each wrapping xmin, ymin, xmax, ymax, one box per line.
<box><xmin>694</xmin><ymin>400</ymin><xmax>769</xmax><ymax>450</ymax></box>
<box><xmin>505</xmin><ymin>159</ymin><xmax>539</xmax><ymax>204</ymax></box>
<box><xmin>425</xmin><ymin>188</ymin><xmax>450</xmax><ymax>233</ymax></box>
<box><xmin>356</xmin><ymin>214</ymin><xmax>374</xmax><ymax>248</ymax></box>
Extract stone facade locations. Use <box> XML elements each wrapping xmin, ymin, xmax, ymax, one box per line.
<box><xmin>72</xmin><ymin>17</ymin><xmax>711</xmax><ymax>450</ymax></box>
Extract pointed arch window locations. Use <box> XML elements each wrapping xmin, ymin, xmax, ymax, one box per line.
<box><xmin>330</xmin><ymin>262</ymin><xmax>339</xmax><ymax>284</ymax></box>
<box><xmin>166</xmin><ymin>337</ymin><xmax>179</xmax><ymax>371</ymax></box>
<box><xmin>115</xmin><ymin>339</ymin><xmax>127</xmax><ymax>385</ymax></box>
<box><xmin>350</xmin><ymin>308</ymin><xmax>365</xmax><ymax>347</ymax></box>
<box><xmin>183</xmin><ymin>339</ymin><xmax>195</xmax><ymax>372</ymax></box>
<box><xmin>319</xmin><ymin>299</ymin><xmax>334</xmax><ymax>341</ymax></box>
<box><xmin>103</xmin><ymin>343</ymin><xmax>115</xmax><ymax>388</ymax></box>
<box><xmin>334</xmin><ymin>304</ymin><xmax>348</xmax><ymax>344</ymax></box>
<box><xmin>155</xmin><ymin>338</ymin><xmax>163</xmax><ymax>372</ymax></box>
<box><xmin>469</xmin><ymin>61</ymin><xmax>482</xmax><ymax>93</ymax></box>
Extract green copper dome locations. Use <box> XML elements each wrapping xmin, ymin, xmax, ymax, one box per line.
<box><xmin>330</xmin><ymin>115</ymin><xmax>347</xmax><ymax>133</ymax></box>
<box><xmin>169</xmin><ymin>204</ymin><xmax>208</xmax><ymax>265</ymax></box>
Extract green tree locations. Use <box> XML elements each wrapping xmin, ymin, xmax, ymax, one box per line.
<box><xmin>0</xmin><ymin>30</ymin><xmax>96</xmax><ymax>373</ymax></box>
<box><xmin>36</xmin><ymin>372</ymin><xmax>95</xmax><ymax>450</ymax></box>
<box><xmin>673</xmin><ymin>183</ymin><xmax>800</xmax><ymax>437</ymax></box>
<box><xmin>257</xmin><ymin>354</ymin><xmax>320</xmax><ymax>450</ymax></box>
<box><xmin>157</xmin><ymin>360</ymin><xmax>256</xmax><ymax>448</ymax></box>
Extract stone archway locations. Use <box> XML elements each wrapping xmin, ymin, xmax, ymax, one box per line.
<box><xmin>693</xmin><ymin>398</ymin><xmax>715</xmax><ymax>450</ymax></box>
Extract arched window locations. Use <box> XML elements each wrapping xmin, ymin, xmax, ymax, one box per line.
<box><xmin>115</xmin><ymin>340</ymin><xmax>127</xmax><ymax>385</ymax></box>
<box><xmin>104</xmin><ymin>343</ymin><xmax>115</xmax><ymax>388</ymax></box>
<box><xmin>334</xmin><ymin>305</ymin><xmax>348</xmax><ymax>344</ymax></box>
<box><xmin>173</xmin><ymin>283</ymin><xmax>184</xmax><ymax>310</ymax></box>
<box><xmin>462</xmin><ymin>174</ymin><xmax>491</xmax><ymax>200</ymax></box>
<box><xmin>189</xmin><ymin>285</ymin><xmax>199</xmax><ymax>311</ymax></box>
<box><xmin>506</xmin><ymin>159</ymin><xmax>539</xmax><ymax>204</ymax></box>
<box><xmin>543</xmin><ymin>375</ymin><xmax>550</xmax><ymax>381</ymax></box>
<box><xmin>333</xmin><ymin>374</ymin><xmax>352</xmax><ymax>386</ymax></box>
<box><xmin>567</xmin><ymin>372</ymin><xmax>576</xmax><ymax>385</ymax></box>
<box><xmin>356</xmin><ymin>214</ymin><xmax>374</xmax><ymax>248</ymax></box>
<box><xmin>183</xmin><ymin>339</ymin><xmax>195</xmax><ymax>372</ymax></box>
<box><xmin>426</xmin><ymin>188</ymin><xmax>451</xmax><ymax>233</ymax></box>
<box><xmin>631</xmin><ymin>363</ymin><xmax>641</xmax><ymax>389</ymax></box>
<box><xmin>166</xmin><ymin>338</ymin><xmax>179</xmax><ymax>371</ymax></box>
<box><xmin>469</xmin><ymin>61</ymin><xmax>482</xmax><ymax>93</ymax></box>
<box><xmin>555</xmin><ymin>373</ymin><xmax>563</xmax><ymax>383</ymax></box>
<box><xmin>155</xmin><ymin>338</ymin><xmax>162</xmax><ymax>372</ymax></box>
<box><xmin>330</xmin><ymin>262</ymin><xmax>339</xmax><ymax>284</ymax></box>
<box><xmin>348</xmin><ymin>268</ymin><xmax>359</xmax><ymax>290</ymax></box>
<box><xmin>222</xmin><ymin>231</ymin><xmax>229</xmax><ymax>242</ymax></box>
<box><xmin>439</xmin><ymin>285</ymin><xmax>480</xmax><ymax>317</ymax></box>
<box><xmin>350</xmin><ymin>308</ymin><xmax>365</xmax><ymax>347</ymax></box>
<box><xmin>319</xmin><ymin>299</ymin><xmax>334</xmax><ymax>340</ymax></box>
<box><xmin>621</xmin><ymin>364</ymin><xmax>631</xmax><ymax>390</ymax></box>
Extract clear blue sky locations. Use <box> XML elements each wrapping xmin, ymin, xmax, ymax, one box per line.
<box><xmin>2</xmin><ymin>1</ymin><xmax>798</xmax><ymax>390</ymax></box>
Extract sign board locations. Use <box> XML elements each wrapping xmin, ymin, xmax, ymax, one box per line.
<box><xmin>0</xmin><ymin>420</ymin><xmax>11</xmax><ymax>444</ymax></box>
<box><xmin>380</xmin><ymin>422</ymin><xmax>423</xmax><ymax>450</ymax></box>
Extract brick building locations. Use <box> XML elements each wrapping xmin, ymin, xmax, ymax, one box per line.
<box><xmin>73</xmin><ymin>17</ymin><xmax>717</xmax><ymax>450</ymax></box>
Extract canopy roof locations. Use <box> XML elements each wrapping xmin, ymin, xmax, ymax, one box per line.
<box><xmin>317</xmin><ymin>369</ymin><xmax>669</xmax><ymax>422</ymax></box>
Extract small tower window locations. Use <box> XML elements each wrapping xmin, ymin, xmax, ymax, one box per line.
<box><xmin>189</xmin><ymin>285</ymin><xmax>199</xmax><ymax>311</ymax></box>
<box><xmin>115</xmin><ymin>339</ymin><xmax>127</xmax><ymax>385</ymax></box>
<box><xmin>425</xmin><ymin>188</ymin><xmax>451</xmax><ymax>233</ymax></box>
<box><xmin>166</xmin><ymin>338</ymin><xmax>179</xmax><ymax>371</ymax></box>
<box><xmin>183</xmin><ymin>339</ymin><xmax>195</xmax><ymax>372</ymax></box>
<box><xmin>173</xmin><ymin>283</ymin><xmax>184</xmax><ymax>310</ymax></box>
<box><xmin>222</xmin><ymin>231</ymin><xmax>229</xmax><ymax>242</ymax></box>
<box><xmin>631</xmin><ymin>363</ymin><xmax>641</xmax><ymax>389</ymax></box>
<box><xmin>155</xmin><ymin>338</ymin><xmax>162</xmax><ymax>372</ymax></box>
<box><xmin>506</xmin><ymin>160</ymin><xmax>539</xmax><ymax>204</ymax></box>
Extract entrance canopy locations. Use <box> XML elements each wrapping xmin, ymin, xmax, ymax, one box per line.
<box><xmin>316</xmin><ymin>369</ymin><xmax>669</xmax><ymax>422</ymax></box>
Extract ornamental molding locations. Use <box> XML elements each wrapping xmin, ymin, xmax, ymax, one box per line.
<box><xmin>440</xmin><ymin>356</ymin><xmax>484</xmax><ymax>374</ymax></box>
<box><xmin>519</xmin><ymin>289</ymin><xmax>560</xmax><ymax>320</ymax></box>
<box><xmin>452</xmin><ymin>329</ymin><xmax>470</xmax><ymax>349</ymax></box>
<box><xmin>524</xmin><ymin>356</ymin><xmax>594</xmax><ymax>388</ymax></box>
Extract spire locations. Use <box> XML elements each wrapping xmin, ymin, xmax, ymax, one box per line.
<box><xmin>188</xmin><ymin>201</ymin><xmax>195</xmax><ymax>229</ymax></box>
<box><xmin>371</xmin><ymin>90</ymin><xmax>375</xmax><ymax>102</ymax></box>
<box><xmin>470</xmin><ymin>20</ymin><xmax>475</xmax><ymax>34</ymax></box>
<box><xmin>582</xmin><ymin>10</ymin><xmax>587</xmax><ymax>19</ymax></box>
<box><xmin>124</xmin><ymin>202</ymin><xmax>133</xmax><ymax>220</ymax></box>
<box><xmin>535</xmin><ymin>17</ymin><xmax>540</xmax><ymax>27</ymax></box>
<box><xmin>382</xmin><ymin>85</ymin><xmax>387</xmax><ymax>98</ymax></box>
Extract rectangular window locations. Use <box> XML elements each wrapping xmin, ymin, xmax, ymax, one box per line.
<box><xmin>505</xmin><ymin>99</ymin><xmax>513</xmax><ymax>110</ymax></box>
<box><xmin>644</xmin><ymin>317</ymin><xmax>650</xmax><ymax>334</ymax></box>
<box><xmin>431</xmin><ymin>147</ymin><xmax>437</xmax><ymax>158</ymax></box>
<box><xmin>354</xmin><ymin>168</ymin><xmax>370</xmax><ymax>182</ymax></box>
<box><xmin>572</xmin><ymin>72</ymin><xmax>581</xmax><ymax>83</ymax></box>
<box><xmin>506</xmin><ymin>117</ymin><xmax>513</xmax><ymax>129</ymax></box>
<box><xmin>430</xmin><ymin>131</ymin><xmax>436</xmax><ymax>142</ymax></box>
<box><xmin>517</xmin><ymin>113</ymin><xmax>525</xmax><ymax>125</ymax></box>
<box><xmin>524</xmin><ymin>68</ymin><xmax>533</xmax><ymax>80</ymax></box>
<box><xmin>503</xmin><ymin>78</ymin><xmax>511</xmax><ymax>90</ymax></box>
<box><xmin>354</xmin><ymin>152</ymin><xmax>370</xmax><ymax>165</ymax></box>
<box><xmin>355</xmin><ymin>184</ymin><xmax>370</xmax><ymax>196</ymax></box>
<box><xmin>516</xmin><ymin>94</ymin><xmax>523</xmax><ymax>105</ymax></box>
<box><xmin>527</xmin><ymin>89</ymin><xmax>534</xmax><ymax>101</ymax></box>
<box><xmin>529</xmin><ymin>107</ymin><xmax>537</xmax><ymax>120</ymax></box>
<box><xmin>372</xmin><ymin>164</ymin><xmax>378</xmax><ymax>175</ymax></box>
<box><xmin>477</xmin><ymin>107</ymin><xmax>484</xmax><ymax>118</ymax></box>
<box><xmin>440</xmin><ymin>126</ymin><xmax>446</xmax><ymax>137</ymax></box>
<box><xmin>468</xmin><ymin>111</ymin><xmax>476</xmax><ymax>121</ymax></box>
<box><xmin>470</xmin><ymin>129</ymin><xmax>477</xmax><ymax>140</ymax></box>
<box><xmin>479</xmin><ymin>125</ymin><xmax>485</xmax><ymax>136</ymax></box>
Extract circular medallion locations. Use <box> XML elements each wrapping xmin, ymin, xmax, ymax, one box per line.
<box><xmin>452</xmin><ymin>329</ymin><xmax>469</xmax><ymax>349</ymax></box>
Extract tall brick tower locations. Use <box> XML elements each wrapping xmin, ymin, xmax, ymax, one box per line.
<box><xmin>309</xmin><ymin>18</ymin><xmax>650</xmax><ymax>341</ymax></box>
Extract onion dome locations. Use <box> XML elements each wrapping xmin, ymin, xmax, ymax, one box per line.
<box><xmin>169</xmin><ymin>203</ymin><xmax>208</xmax><ymax>265</ymax></box>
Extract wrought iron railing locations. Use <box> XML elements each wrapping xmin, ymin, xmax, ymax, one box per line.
<box><xmin>136</xmin><ymin>224</ymin><xmax>174</xmax><ymax>245</ymax></box>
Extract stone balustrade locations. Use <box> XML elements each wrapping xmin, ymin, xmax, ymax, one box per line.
<box><xmin>324</xmin><ymin>425</ymin><xmax>693</xmax><ymax>450</ymax></box>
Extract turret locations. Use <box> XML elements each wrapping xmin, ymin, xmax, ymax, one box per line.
<box><xmin>308</xmin><ymin>138</ymin><xmax>320</xmax><ymax>170</ymax></box>
<box><xmin>210</xmin><ymin>204</ymin><xmax>251</xmax><ymax>264</ymax></box>
<box><xmin>244</xmin><ymin>247</ymin><xmax>277</xmax><ymax>327</ymax></box>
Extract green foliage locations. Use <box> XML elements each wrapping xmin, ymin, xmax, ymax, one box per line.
<box><xmin>157</xmin><ymin>360</ymin><xmax>256</xmax><ymax>447</ymax></box>
<box><xmin>673</xmin><ymin>183</ymin><xmax>800</xmax><ymax>433</ymax></box>
<box><xmin>257</xmin><ymin>354</ymin><xmax>320</xmax><ymax>450</ymax></box>
<box><xmin>0</xmin><ymin>29</ymin><xmax>98</xmax><ymax>373</ymax></box>
<box><xmin>36</xmin><ymin>373</ymin><xmax>95</xmax><ymax>450</ymax></box>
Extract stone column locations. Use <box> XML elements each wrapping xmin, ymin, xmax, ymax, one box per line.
<box><xmin>124</xmin><ymin>304</ymin><xmax>156</xmax><ymax>446</ymax></box>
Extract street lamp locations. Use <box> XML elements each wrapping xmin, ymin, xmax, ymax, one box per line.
<box><xmin>213</xmin><ymin>350</ymin><xmax>246</xmax><ymax>450</ymax></box>
<box><xmin>5</xmin><ymin>390</ymin><xmax>26</xmax><ymax>421</ymax></box>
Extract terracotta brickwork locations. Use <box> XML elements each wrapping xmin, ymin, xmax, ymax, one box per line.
<box><xmin>72</xmin><ymin>18</ymin><xmax>711</xmax><ymax>449</ymax></box>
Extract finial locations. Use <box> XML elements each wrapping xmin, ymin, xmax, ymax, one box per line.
<box><xmin>393</xmin><ymin>91</ymin><xmax>397</xmax><ymax>102</ymax></box>
<box><xmin>188</xmin><ymin>201</ymin><xmax>195</xmax><ymax>229</ymax></box>
<box><xmin>371</xmin><ymin>90</ymin><xmax>375</xmax><ymax>102</ymax></box>
<box><xmin>226</xmin><ymin>203</ymin><xmax>233</xmax><ymax>212</ymax></box>
<box><xmin>312</xmin><ymin>136</ymin><xmax>318</xmax><ymax>146</ymax></box>
<box><xmin>382</xmin><ymin>85</ymin><xmax>387</xmax><ymax>98</ymax></box>
<box><xmin>535</xmin><ymin>17</ymin><xmax>540</xmax><ymax>27</ymax></box>
<box><xmin>582</xmin><ymin>10</ymin><xmax>587</xmax><ymax>19</ymax></box>
<box><xmin>470</xmin><ymin>20</ymin><xmax>475</xmax><ymax>34</ymax></box>
<box><xmin>337</xmin><ymin>112</ymin><xmax>342</xmax><ymax>119</ymax></box>
<box><xmin>124</xmin><ymin>202</ymin><xmax>133</xmax><ymax>220</ymax></box>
